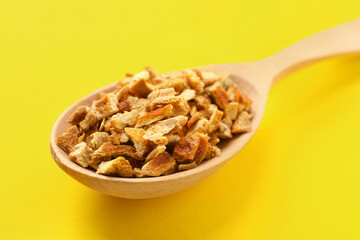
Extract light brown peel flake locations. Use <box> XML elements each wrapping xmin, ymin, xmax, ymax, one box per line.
<box><xmin>171</xmin><ymin>97</ymin><xmax>190</xmax><ymax>116</ymax></box>
<box><xmin>150</xmin><ymin>96</ymin><xmax>182</xmax><ymax>110</ymax></box>
<box><xmin>67</xmin><ymin>106</ymin><xmax>89</xmax><ymax>125</ymax></box>
<box><xmin>222</xmin><ymin>117</ymin><xmax>233</xmax><ymax>128</ymax></box>
<box><xmin>92</xmin><ymin>93</ymin><xmax>119</xmax><ymax>120</ymax></box>
<box><xmin>157</xmin><ymin>78</ymin><xmax>184</xmax><ymax>92</ymax></box>
<box><xmin>115</xmin><ymin>85</ymin><xmax>130</xmax><ymax>102</ymax></box>
<box><xmin>178</xmin><ymin>162</ymin><xmax>197</xmax><ymax>171</ymax></box>
<box><xmin>110</xmin><ymin>110</ymin><xmax>139</xmax><ymax>132</ymax></box>
<box><xmin>141</xmin><ymin>152</ymin><xmax>176</xmax><ymax>176</ymax></box>
<box><xmin>143</xmin><ymin>116</ymin><xmax>188</xmax><ymax>144</ymax></box>
<box><xmin>232</xmin><ymin>111</ymin><xmax>252</xmax><ymax>134</ymax></box>
<box><xmin>227</xmin><ymin>86</ymin><xmax>241</xmax><ymax>102</ymax></box>
<box><xmin>239</xmin><ymin>92</ymin><xmax>253</xmax><ymax>106</ymax></box>
<box><xmin>135</xmin><ymin>105</ymin><xmax>173</xmax><ymax>128</ymax></box>
<box><xmin>69</xmin><ymin>142</ymin><xmax>93</xmax><ymax>168</ymax></box>
<box><xmin>130</xmin><ymin>98</ymin><xmax>149</xmax><ymax>115</ymax></box>
<box><xmin>117</xmin><ymin>99</ymin><xmax>132</xmax><ymax>113</ymax></box>
<box><xmin>186</xmin><ymin>70</ymin><xmax>204</xmax><ymax>94</ymax></box>
<box><xmin>90</xmin><ymin>142</ymin><xmax>141</xmax><ymax>169</ymax></box>
<box><xmin>179</xmin><ymin>89</ymin><xmax>196</xmax><ymax>101</ymax></box>
<box><xmin>194</xmin><ymin>94</ymin><xmax>211</xmax><ymax>109</ymax></box>
<box><xmin>217</xmin><ymin>122</ymin><xmax>232</xmax><ymax>139</ymax></box>
<box><xmin>145</xmin><ymin>145</ymin><xmax>166</xmax><ymax>162</ymax></box>
<box><xmin>187</xmin><ymin>112</ymin><xmax>201</xmax><ymax>128</ymax></box>
<box><xmin>109</xmin><ymin>130</ymin><xmax>129</xmax><ymax>145</ymax></box>
<box><xmin>196</xmin><ymin>70</ymin><xmax>220</xmax><ymax>86</ymax></box>
<box><xmin>193</xmin><ymin>133</ymin><xmax>209</xmax><ymax>164</ymax></box>
<box><xmin>96</xmin><ymin>156</ymin><xmax>133</xmax><ymax>177</ymax></box>
<box><xmin>173</xmin><ymin>133</ymin><xmax>201</xmax><ymax>162</ymax></box>
<box><xmin>79</xmin><ymin>110</ymin><xmax>98</xmax><ymax>132</ymax></box>
<box><xmin>208</xmin><ymin>82</ymin><xmax>230</xmax><ymax>109</ymax></box>
<box><xmin>168</xmin><ymin>116</ymin><xmax>189</xmax><ymax>133</ymax></box>
<box><xmin>124</xmin><ymin>127</ymin><xmax>152</xmax><ymax>158</ymax></box>
<box><xmin>188</xmin><ymin>118</ymin><xmax>209</xmax><ymax>134</ymax></box>
<box><xmin>225</xmin><ymin>102</ymin><xmax>239</xmax><ymax>120</ymax></box>
<box><xmin>147</xmin><ymin>88</ymin><xmax>176</xmax><ymax>102</ymax></box>
<box><xmin>88</xmin><ymin>132</ymin><xmax>109</xmax><ymax>150</ymax></box>
<box><xmin>129</xmin><ymin>71</ymin><xmax>154</xmax><ymax>98</ymax></box>
<box><xmin>208</xmin><ymin>107</ymin><xmax>224</xmax><ymax>133</ymax></box>
<box><xmin>56</xmin><ymin>125</ymin><xmax>80</xmax><ymax>153</ymax></box>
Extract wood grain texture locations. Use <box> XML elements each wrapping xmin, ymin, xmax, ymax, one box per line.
<box><xmin>50</xmin><ymin>18</ymin><xmax>360</xmax><ymax>199</ymax></box>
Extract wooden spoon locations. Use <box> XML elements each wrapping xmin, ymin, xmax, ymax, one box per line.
<box><xmin>50</xmin><ymin>18</ymin><xmax>360</xmax><ymax>199</ymax></box>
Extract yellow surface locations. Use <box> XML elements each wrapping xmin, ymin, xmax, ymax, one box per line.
<box><xmin>0</xmin><ymin>0</ymin><xmax>359</xmax><ymax>239</ymax></box>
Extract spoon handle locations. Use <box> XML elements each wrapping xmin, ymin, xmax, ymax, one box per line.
<box><xmin>258</xmin><ymin>18</ymin><xmax>360</xmax><ymax>87</ymax></box>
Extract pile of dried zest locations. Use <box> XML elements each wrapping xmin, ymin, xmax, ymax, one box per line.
<box><xmin>56</xmin><ymin>67</ymin><xmax>253</xmax><ymax>177</ymax></box>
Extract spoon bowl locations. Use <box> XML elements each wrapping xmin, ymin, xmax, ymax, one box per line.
<box><xmin>50</xmin><ymin>19</ymin><xmax>360</xmax><ymax>199</ymax></box>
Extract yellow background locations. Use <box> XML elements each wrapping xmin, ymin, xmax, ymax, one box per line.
<box><xmin>0</xmin><ymin>0</ymin><xmax>359</xmax><ymax>239</ymax></box>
